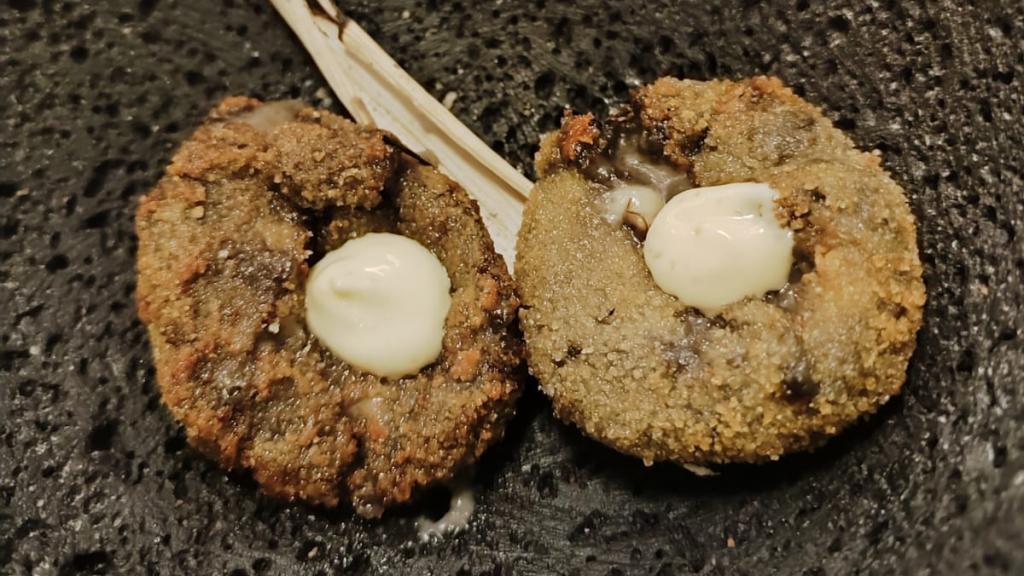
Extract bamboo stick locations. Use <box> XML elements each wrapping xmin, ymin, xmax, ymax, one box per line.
<box><xmin>269</xmin><ymin>0</ymin><xmax>531</xmax><ymax>266</ymax></box>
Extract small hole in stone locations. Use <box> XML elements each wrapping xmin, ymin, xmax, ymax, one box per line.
<box><xmin>834</xmin><ymin>116</ymin><xmax>857</xmax><ymax>131</ymax></box>
<box><xmin>184</xmin><ymin>70</ymin><xmax>205</xmax><ymax>86</ymax></box>
<box><xmin>86</xmin><ymin>419</ymin><xmax>119</xmax><ymax>452</ymax></box>
<box><xmin>131</xmin><ymin>121</ymin><xmax>152</xmax><ymax>139</ymax></box>
<box><xmin>67</xmin><ymin>550</ymin><xmax>112</xmax><ymax>573</ymax></box>
<box><xmin>537</xmin><ymin>470</ymin><xmax>558</xmax><ymax>499</ymax></box>
<box><xmin>1</xmin><ymin>350</ymin><xmax>30</xmax><ymax>373</ymax></box>
<box><xmin>981</xmin><ymin>204</ymin><xmax>998</xmax><ymax>224</ymax></box>
<box><xmin>83</xmin><ymin>210</ymin><xmax>110</xmax><ymax>229</ymax></box>
<box><xmin>9</xmin><ymin>0</ymin><xmax>38</xmax><ymax>12</ymax></box>
<box><xmin>828</xmin><ymin>15</ymin><xmax>851</xmax><ymax>33</ymax></box>
<box><xmin>997</xmin><ymin>17</ymin><xmax>1013</xmax><ymax>36</ymax></box>
<box><xmin>955</xmin><ymin>349</ymin><xmax>974</xmax><ymax>373</ymax></box>
<box><xmin>982</xmin><ymin>551</ymin><xmax>1011</xmax><ymax>571</ymax></box>
<box><xmin>656</xmin><ymin>35</ymin><xmax>674</xmax><ymax>54</ymax></box>
<box><xmin>139</xmin><ymin>0</ymin><xmax>159</xmax><ymax>18</ymax></box>
<box><xmin>84</xmin><ymin>159</ymin><xmax>122</xmax><ymax>198</ymax></box>
<box><xmin>163</xmin><ymin>432</ymin><xmax>187</xmax><ymax>454</ymax></box>
<box><xmin>952</xmin><ymin>492</ymin><xmax>969</xmax><ymax>514</ymax></box>
<box><xmin>0</xmin><ymin>182</ymin><xmax>19</xmax><ymax>198</ymax></box>
<box><xmin>140</xmin><ymin>28</ymin><xmax>161</xmax><ymax>44</ymax></box>
<box><xmin>992</xmin><ymin>442</ymin><xmax>1007</xmax><ymax>468</ymax></box>
<box><xmin>534</xmin><ymin>71</ymin><xmax>556</xmax><ymax>100</ymax></box>
<box><xmin>0</xmin><ymin>219</ymin><xmax>16</xmax><ymax>239</ymax></box>
<box><xmin>866</xmin><ymin>519</ymin><xmax>889</xmax><ymax>546</ymax></box>
<box><xmin>993</xmin><ymin>69</ymin><xmax>1014</xmax><ymax>85</ymax></box>
<box><xmin>45</xmin><ymin>254</ymin><xmax>70</xmax><ymax>272</ymax></box>
<box><xmin>939</xmin><ymin>42</ymin><xmax>955</xmax><ymax>62</ymax></box>
<box><xmin>827</xmin><ymin>535</ymin><xmax>843</xmax><ymax>553</ymax></box>
<box><xmin>17</xmin><ymin>379</ymin><xmax>37</xmax><ymax>397</ymax></box>
<box><xmin>69</xmin><ymin>45</ymin><xmax>89</xmax><ymax>63</ymax></box>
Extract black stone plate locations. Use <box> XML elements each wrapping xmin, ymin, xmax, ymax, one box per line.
<box><xmin>1</xmin><ymin>1</ymin><xmax>1022</xmax><ymax>574</ymax></box>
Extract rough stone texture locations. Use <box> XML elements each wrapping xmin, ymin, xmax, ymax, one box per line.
<box><xmin>0</xmin><ymin>0</ymin><xmax>1021</xmax><ymax>574</ymax></box>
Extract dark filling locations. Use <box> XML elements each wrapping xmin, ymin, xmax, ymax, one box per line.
<box><xmin>777</xmin><ymin>355</ymin><xmax>821</xmax><ymax>407</ymax></box>
<box><xmin>579</xmin><ymin>119</ymin><xmax>691</xmax><ymax>196</ymax></box>
<box><xmin>780</xmin><ymin>377</ymin><xmax>821</xmax><ymax>407</ymax></box>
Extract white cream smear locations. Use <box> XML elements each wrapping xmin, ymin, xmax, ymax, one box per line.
<box><xmin>601</xmin><ymin>184</ymin><xmax>665</xmax><ymax>229</ymax></box>
<box><xmin>236</xmin><ymin>100</ymin><xmax>305</xmax><ymax>132</ymax></box>
<box><xmin>305</xmin><ymin>232</ymin><xmax>451</xmax><ymax>379</ymax></box>
<box><xmin>643</xmin><ymin>182</ymin><xmax>794</xmax><ymax>314</ymax></box>
<box><xmin>415</xmin><ymin>484</ymin><xmax>476</xmax><ymax>541</ymax></box>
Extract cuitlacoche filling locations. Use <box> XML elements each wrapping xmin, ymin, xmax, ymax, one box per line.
<box><xmin>585</xmin><ymin>130</ymin><xmax>794</xmax><ymax>314</ymax></box>
<box><xmin>305</xmin><ymin>233</ymin><xmax>452</xmax><ymax>379</ymax></box>
<box><xmin>587</xmin><ymin>130</ymin><xmax>693</xmax><ymax>238</ymax></box>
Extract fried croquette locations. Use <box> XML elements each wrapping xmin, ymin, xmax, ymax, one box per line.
<box><xmin>516</xmin><ymin>76</ymin><xmax>926</xmax><ymax>466</ymax></box>
<box><xmin>136</xmin><ymin>97</ymin><xmax>522</xmax><ymax>516</ymax></box>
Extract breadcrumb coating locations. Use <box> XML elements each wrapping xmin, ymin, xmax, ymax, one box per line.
<box><xmin>136</xmin><ymin>98</ymin><xmax>522</xmax><ymax>516</ymax></box>
<box><xmin>517</xmin><ymin>77</ymin><xmax>925</xmax><ymax>465</ymax></box>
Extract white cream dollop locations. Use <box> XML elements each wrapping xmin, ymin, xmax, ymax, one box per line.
<box><xmin>643</xmin><ymin>182</ymin><xmax>794</xmax><ymax>314</ymax></box>
<box><xmin>305</xmin><ymin>233</ymin><xmax>451</xmax><ymax>379</ymax></box>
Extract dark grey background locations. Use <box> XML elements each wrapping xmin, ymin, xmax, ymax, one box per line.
<box><xmin>1</xmin><ymin>0</ymin><xmax>1022</xmax><ymax>574</ymax></box>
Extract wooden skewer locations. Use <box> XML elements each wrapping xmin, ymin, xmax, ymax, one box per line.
<box><xmin>269</xmin><ymin>0</ymin><xmax>532</xmax><ymax>266</ymax></box>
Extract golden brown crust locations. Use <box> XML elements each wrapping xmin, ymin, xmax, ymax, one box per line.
<box><xmin>266</xmin><ymin>108</ymin><xmax>397</xmax><ymax>210</ymax></box>
<box><xmin>136</xmin><ymin>98</ymin><xmax>521</xmax><ymax>516</ymax></box>
<box><xmin>535</xmin><ymin>112</ymin><xmax>605</xmax><ymax>178</ymax></box>
<box><xmin>636</xmin><ymin>76</ymin><xmax>854</xmax><ymax>185</ymax></box>
<box><xmin>517</xmin><ymin>77</ymin><xmax>926</xmax><ymax>465</ymax></box>
<box><xmin>559</xmin><ymin>112</ymin><xmax>600</xmax><ymax>161</ymax></box>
